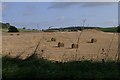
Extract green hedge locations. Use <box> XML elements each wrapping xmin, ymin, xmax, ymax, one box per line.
<box><xmin>98</xmin><ymin>27</ymin><xmax>117</xmax><ymax>32</ymax></box>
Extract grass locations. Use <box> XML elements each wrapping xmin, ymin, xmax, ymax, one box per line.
<box><xmin>18</xmin><ymin>29</ymin><xmax>39</xmax><ymax>32</ymax></box>
<box><xmin>2</xmin><ymin>28</ymin><xmax>40</xmax><ymax>32</ymax></box>
<box><xmin>2</xmin><ymin>55</ymin><xmax>120</xmax><ymax>79</ymax></box>
<box><xmin>98</xmin><ymin>27</ymin><xmax>117</xmax><ymax>32</ymax></box>
<box><xmin>2</xmin><ymin>28</ymin><xmax>8</xmax><ymax>32</ymax></box>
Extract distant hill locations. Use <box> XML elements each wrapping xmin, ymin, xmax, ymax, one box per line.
<box><xmin>44</xmin><ymin>26</ymin><xmax>100</xmax><ymax>32</ymax></box>
<box><xmin>0</xmin><ymin>22</ymin><xmax>117</xmax><ymax>32</ymax></box>
<box><xmin>44</xmin><ymin>26</ymin><xmax>118</xmax><ymax>32</ymax></box>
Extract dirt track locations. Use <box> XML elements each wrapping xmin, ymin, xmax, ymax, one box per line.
<box><xmin>2</xmin><ymin>29</ymin><xmax>118</xmax><ymax>62</ymax></box>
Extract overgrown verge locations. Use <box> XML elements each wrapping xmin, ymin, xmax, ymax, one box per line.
<box><xmin>2</xmin><ymin>56</ymin><xmax>120</xmax><ymax>80</ymax></box>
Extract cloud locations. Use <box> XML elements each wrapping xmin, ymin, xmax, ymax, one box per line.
<box><xmin>1</xmin><ymin>3</ymin><xmax>11</xmax><ymax>17</ymax></box>
<box><xmin>48</xmin><ymin>2</ymin><xmax>79</xmax><ymax>9</ymax></box>
<box><xmin>0</xmin><ymin>3</ymin><xmax>7</xmax><ymax>12</ymax></box>
<box><xmin>2</xmin><ymin>2</ymin><xmax>14</xmax><ymax>17</ymax></box>
<box><xmin>100</xmin><ymin>20</ymin><xmax>118</xmax><ymax>26</ymax></box>
<box><xmin>60</xmin><ymin>16</ymin><xmax>65</xmax><ymax>20</ymax></box>
<box><xmin>80</xmin><ymin>2</ymin><xmax>116</xmax><ymax>7</ymax></box>
<box><xmin>48</xmin><ymin>2</ymin><xmax>116</xmax><ymax>9</ymax></box>
<box><xmin>0</xmin><ymin>3</ymin><xmax>2</xmax><ymax>12</ymax></box>
<box><xmin>2</xmin><ymin>3</ymin><xmax>11</xmax><ymax>12</ymax></box>
<box><xmin>54</xmin><ymin>0</ymin><xmax>119</xmax><ymax>2</ymax></box>
<box><xmin>22</xmin><ymin>5</ymin><xmax>37</xmax><ymax>16</ymax></box>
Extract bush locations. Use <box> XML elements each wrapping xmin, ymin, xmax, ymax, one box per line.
<box><xmin>8</xmin><ymin>26</ymin><xmax>19</xmax><ymax>32</ymax></box>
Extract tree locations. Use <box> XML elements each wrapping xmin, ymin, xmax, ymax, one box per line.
<box><xmin>8</xmin><ymin>26</ymin><xmax>19</xmax><ymax>32</ymax></box>
<box><xmin>117</xmin><ymin>25</ymin><xmax>120</xmax><ymax>33</ymax></box>
<box><xmin>23</xmin><ymin>27</ymin><xmax>26</xmax><ymax>29</ymax></box>
<box><xmin>1</xmin><ymin>23</ymin><xmax>9</xmax><ymax>29</ymax></box>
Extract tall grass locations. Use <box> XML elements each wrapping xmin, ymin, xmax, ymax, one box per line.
<box><xmin>2</xmin><ymin>55</ymin><xmax>120</xmax><ymax>79</ymax></box>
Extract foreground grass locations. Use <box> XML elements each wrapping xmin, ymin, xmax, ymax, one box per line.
<box><xmin>2</xmin><ymin>56</ymin><xmax>120</xmax><ymax>79</ymax></box>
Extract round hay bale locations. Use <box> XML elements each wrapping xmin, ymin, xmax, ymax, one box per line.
<box><xmin>71</xmin><ymin>44</ymin><xmax>78</xmax><ymax>48</ymax></box>
<box><xmin>58</xmin><ymin>42</ymin><xmax>64</xmax><ymax>47</ymax></box>
<box><xmin>51</xmin><ymin>38</ymin><xmax>56</xmax><ymax>41</ymax></box>
<box><xmin>10</xmin><ymin>34</ymin><xmax>13</xmax><ymax>36</ymax></box>
<box><xmin>17</xmin><ymin>34</ymin><xmax>20</xmax><ymax>36</ymax></box>
<box><xmin>41</xmin><ymin>49</ymin><xmax>44</xmax><ymax>52</ymax></box>
<box><xmin>91</xmin><ymin>38</ymin><xmax>97</xmax><ymax>43</ymax></box>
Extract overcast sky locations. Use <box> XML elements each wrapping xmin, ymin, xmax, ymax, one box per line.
<box><xmin>2</xmin><ymin>2</ymin><xmax>118</xmax><ymax>29</ymax></box>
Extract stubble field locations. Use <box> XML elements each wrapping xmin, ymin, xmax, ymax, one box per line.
<box><xmin>2</xmin><ymin>29</ymin><xmax>118</xmax><ymax>62</ymax></box>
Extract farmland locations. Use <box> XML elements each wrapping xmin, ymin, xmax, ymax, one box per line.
<box><xmin>2</xmin><ymin>29</ymin><xmax>118</xmax><ymax>62</ymax></box>
<box><xmin>1</xmin><ymin>1</ymin><xmax>119</xmax><ymax>79</ymax></box>
<box><xmin>2</xmin><ymin>28</ymin><xmax>120</xmax><ymax>79</ymax></box>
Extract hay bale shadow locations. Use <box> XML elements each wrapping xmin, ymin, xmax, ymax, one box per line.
<box><xmin>71</xmin><ymin>43</ymin><xmax>78</xmax><ymax>49</ymax></box>
<box><xmin>51</xmin><ymin>38</ymin><xmax>56</xmax><ymax>42</ymax></box>
<box><xmin>47</xmin><ymin>38</ymin><xmax>56</xmax><ymax>42</ymax></box>
<box><xmin>10</xmin><ymin>34</ymin><xmax>14</xmax><ymax>36</ymax></box>
<box><xmin>17</xmin><ymin>34</ymin><xmax>20</xmax><ymax>36</ymax></box>
<box><xmin>58</xmin><ymin>42</ymin><xmax>64</xmax><ymax>47</ymax></box>
<box><xmin>87</xmin><ymin>38</ymin><xmax>97</xmax><ymax>43</ymax></box>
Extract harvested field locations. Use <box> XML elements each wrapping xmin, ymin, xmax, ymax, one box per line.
<box><xmin>2</xmin><ymin>29</ymin><xmax>118</xmax><ymax>62</ymax></box>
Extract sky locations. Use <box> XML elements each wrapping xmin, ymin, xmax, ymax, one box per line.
<box><xmin>2</xmin><ymin>2</ymin><xmax>118</xmax><ymax>29</ymax></box>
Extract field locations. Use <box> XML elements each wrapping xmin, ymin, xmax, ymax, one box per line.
<box><xmin>2</xmin><ymin>29</ymin><xmax>118</xmax><ymax>62</ymax></box>
<box><xmin>2</xmin><ymin>29</ymin><xmax>120</xmax><ymax>79</ymax></box>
